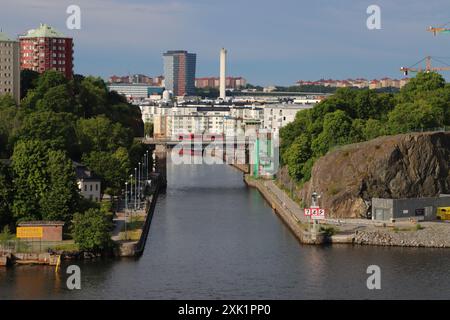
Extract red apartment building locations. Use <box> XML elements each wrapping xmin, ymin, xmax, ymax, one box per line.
<box><xmin>195</xmin><ymin>77</ymin><xmax>247</xmax><ymax>89</ymax></box>
<box><xmin>19</xmin><ymin>24</ymin><xmax>73</xmax><ymax>79</ymax></box>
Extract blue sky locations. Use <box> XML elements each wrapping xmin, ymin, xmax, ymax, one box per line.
<box><xmin>1</xmin><ymin>0</ymin><xmax>450</xmax><ymax>85</ymax></box>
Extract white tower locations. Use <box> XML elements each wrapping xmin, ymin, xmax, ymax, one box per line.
<box><xmin>220</xmin><ymin>48</ymin><xmax>227</xmax><ymax>100</ymax></box>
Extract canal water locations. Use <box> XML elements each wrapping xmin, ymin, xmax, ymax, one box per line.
<box><xmin>1</xmin><ymin>160</ymin><xmax>450</xmax><ymax>299</ymax></box>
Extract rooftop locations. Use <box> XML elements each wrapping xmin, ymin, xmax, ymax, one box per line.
<box><xmin>0</xmin><ymin>31</ymin><xmax>14</xmax><ymax>42</ymax></box>
<box><xmin>19</xmin><ymin>23</ymin><xmax>68</xmax><ymax>39</ymax></box>
<box><xmin>18</xmin><ymin>221</ymin><xmax>65</xmax><ymax>226</ymax></box>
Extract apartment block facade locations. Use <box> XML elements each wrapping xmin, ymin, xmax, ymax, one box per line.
<box><xmin>163</xmin><ymin>50</ymin><xmax>196</xmax><ymax>96</ymax></box>
<box><xmin>19</xmin><ymin>24</ymin><xmax>73</xmax><ymax>79</ymax></box>
<box><xmin>0</xmin><ymin>32</ymin><xmax>20</xmax><ymax>104</ymax></box>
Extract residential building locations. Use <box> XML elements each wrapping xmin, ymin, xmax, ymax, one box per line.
<box><xmin>195</xmin><ymin>77</ymin><xmax>246</xmax><ymax>89</ymax></box>
<box><xmin>262</xmin><ymin>104</ymin><xmax>314</xmax><ymax>133</ymax></box>
<box><xmin>163</xmin><ymin>50</ymin><xmax>196</xmax><ymax>96</ymax></box>
<box><xmin>107</xmin><ymin>83</ymin><xmax>164</xmax><ymax>101</ymax></box>
<box><xmin>0</xmin><ymin>32</ymin><xmax>20</xmax><ymax>103</ymax></box>
<box><xmin>74</xmin><ymin>162</ymin><xmax>101</xmax><ymax>202</ymax></box>
<box><xmin>19</xmin><ymin>23</ymin><xmax>74</xmax><ymax>79</ymax></box>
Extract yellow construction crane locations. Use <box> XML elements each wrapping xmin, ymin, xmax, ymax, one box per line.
<box><xmin>427</xmin><ymin>21</ymin><xmax>450</xmax><ymax>36</ymax></box>
<box><xmin>400</xmin><ymin>56</ymin><xmax>450</xmax><ymax>76</ymax></box>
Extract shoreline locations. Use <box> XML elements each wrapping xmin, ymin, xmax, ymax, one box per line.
<box><xmin>235</xmin><ymin>165</ymin><xmax>450</xmax><ymax>249</ymax></box>
<box><xmin>0</xmin><ymin>174</ymin><xmax>163</xmax><ymax>267</ymax></box>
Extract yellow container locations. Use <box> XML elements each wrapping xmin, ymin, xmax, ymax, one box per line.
<box><xmin>437</xmin><ymin>207</ymin><xmax>450</xmax><ymax>220</ymax></box>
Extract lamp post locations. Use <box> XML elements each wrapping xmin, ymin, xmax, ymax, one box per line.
<box><xmin>134</xmin><ymin>168</ymin><xmax>137</xmax><ymax>210</ymax></box>
<box><xmin>129</xmin><ymin>174</ymin><xmax>133</xmax><ymax>211</ymax></box>
<box><xmin>146</xmin><ymin>150</ymin><xmax>149</xmax><ymax>181</ymax></box>
<box><xmin>138</xmin><ymin>162</ymin><xmax>141</xmax><ymax>205</ymax></box>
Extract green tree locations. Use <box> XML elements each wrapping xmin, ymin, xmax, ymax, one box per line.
<box><xmin>36</xmin><ymin>84</ymin><xmax>74</xmax><ymax>113</ymax></box>
<box><xmin>144</xmin><ymin>121</ymin><xmax>154</xmax><ymax>138</ymax></box>
<box><xmin>17</xmin><ymin>111</ymin><xmax>78</xmax><ymax>156</ymax></box>
<box><xmin>82</xmin><ymin>151</ymin><xmax>127</xmax><ymax>196</ymax></box>
<box><xmin>387</xmin><ymin>100</ymin><xmax>444</xmax><ymax>133</ymax></box>
<box><xmin>0</xmin><ymin>163</ymin><xmax>13</xmax><ymax>228</ymax></box>
<box><xmin>39</xmin><ymin>150</ymin><xmax>80</xmax><ymax>222</ymax></box>
<box><xmin>72</xmin><ymin>208</ymin><xmax>112</xmax><ymax>252</ymax></box>
<box><xmin>363</xmin><ymin>119</ymin><xmax>387</xmax><ymax>140</ymax></box>
<box><xmin>76</xmin><ymin>116</ymin><xmax>133</xmax><ymax>154</ymax></box>
<box><xmin>77</xmin><ymin>77</ymin><xmax>108</xmax><ymax>117</ymax></box>
<box><xmin>311</xmin><ymin>110</ymin><xmax>353</xmax><ymax>156</ymax></box>
<box><xmin>20</xmin><ymin>69</ymin><xmax>40</xmax><ymax>99</ymax></box>
<box><xmin>11</xmin><ymin>140</ymin><xmax>50</xmax><ymax>221</ymax></box>
<box><xmin>284</xmin><ymin>134</ymin><xmax>312</xmax><ymax>182</ymax></box>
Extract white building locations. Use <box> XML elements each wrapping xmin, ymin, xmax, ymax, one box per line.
<box><xmin>262</xmin><ymin>104</ymin><xmax>314</xmax><ymax>132</ymax></box>
<box><xmin>146</xmin><ymin>102</ymin><xmax>316</xmax><ymax>138</ymax></box>
<box><xmin>74</xmin><ymin>162</ymin><xmax>101</xmax><ymax>202</ymax></box>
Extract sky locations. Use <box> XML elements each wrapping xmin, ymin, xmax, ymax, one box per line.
<box><xmin>1</xmin><ymin>0</ymin><xmax>450</xmax><ymax>86</ymax></box>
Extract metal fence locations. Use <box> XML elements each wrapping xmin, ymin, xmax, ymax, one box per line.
<box><xmin>0</xmin><ymin>240</ymin><xmax>71</xmax><ymax>254</ymax></box>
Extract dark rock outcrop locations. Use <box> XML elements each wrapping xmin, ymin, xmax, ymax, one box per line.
<box><xmin>282</xmin><ymin>132</ymin><xmax>450</xmax><ymax>218</ymax></box>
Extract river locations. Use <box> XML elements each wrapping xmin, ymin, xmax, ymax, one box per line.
<box><xmin>1</xmin><ymin>160</ymin><xmax>449</xmax><ymax>299</ymax></box>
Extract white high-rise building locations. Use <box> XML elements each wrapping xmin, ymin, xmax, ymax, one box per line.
<box><xmin>219</xmin><ymin>48</ymin><xmax>227</xmax><ymax>100</ymax></box>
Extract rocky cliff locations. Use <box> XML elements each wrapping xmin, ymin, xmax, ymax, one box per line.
<box><xmin>278</xmin><ymin>132</ymin><xmax>450</xmax><ymax>218</ymax></box>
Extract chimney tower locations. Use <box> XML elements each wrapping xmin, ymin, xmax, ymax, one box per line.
<box><xmin>220</xmin><ymin>48</ymin><xmax>227</xmax><ymax>100</ymax></box>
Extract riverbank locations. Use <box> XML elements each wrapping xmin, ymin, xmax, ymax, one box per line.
<box><xmin>241</xmin><ymin>172</ymin><xmax>450</xmax><ymax>248</ymax></box>
<box><xmin>0</xmin><ymin>174</ymin><xmax>162</xmax><ymax>267</ymax></box>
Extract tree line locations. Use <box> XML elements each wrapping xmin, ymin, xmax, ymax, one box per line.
<box><xmin>280</xmin><ymin>72</ymin><xmax>450</xmax><ymax>184</ymax></box>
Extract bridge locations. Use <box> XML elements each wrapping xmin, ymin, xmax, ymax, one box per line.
<box><xmin>142</xmin><ymin>136</ymin><xmax>277</xmax><ymax>189</ymax></box>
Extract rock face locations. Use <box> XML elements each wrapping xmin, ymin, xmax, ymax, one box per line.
<box><xmin>295</xmin><ymin>132</ymin><xmax>450</xmax><ymax>218</ymax></box>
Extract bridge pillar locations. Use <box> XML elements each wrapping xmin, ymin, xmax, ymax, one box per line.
<box><xmin>154</xmin><ymin>144</ymin><xmax>168</xmax><ymax>190</ymax></box>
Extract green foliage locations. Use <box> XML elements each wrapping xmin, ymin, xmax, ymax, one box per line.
<box><xmin>82</xmin><ymin>150</ymin><xmax>130</xmax><ymax>196</ymax></box>
<box><xmin>0</xmin><ymin>164</ymin><xmax>13</xmax><ymax>228</ymax></box>
<box><xmin>0</xmin><ymin>69</ymin><xmax>145</xmax><ymax>241</ymax></box>
<box><xmin>17</xmin><ymin>111</ymin><xmax>78</xmax><ymax>156</ymax></box>
<box><xmin>39</xmin><ymin>150</ymin><xmax>80</xmax><ymax>223</ymax></box>
<box><xmin>76</xmin><ymin>116</ymin><xmax>133</xmax><ymax>154</ymax></box>
<box><xmin>0</xmin><ymin>225</ymin><xmax>13</xmax><ymax>245</ymax></box>
<box><xmin>11</xmin><ymin>141</ymin><xmax>80</xmax><ymax>222</ymax></box>
<box><xmin>72</xmin><ymin>208</ymin><xmax>112</xmax><ymax>251</ymax></box>
<box><xmin>20</xmin><ymin>69</ymin><xmax>40</xmax><ymax>99</ymax></box>
<box><xmin>144</xmin><ymin>122</ymin><xmax>154</xmax><ymax>138</ymax></box>
<box><xmin>11</xmin><ymin>140</ymin><xmax>50</xmax><ymax>221</ymax></box>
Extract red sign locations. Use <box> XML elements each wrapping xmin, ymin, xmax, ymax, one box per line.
<box><xmin>304</xmin><ymin>207</ymin><xmax>326</xmax><ymax>219</ymax></box>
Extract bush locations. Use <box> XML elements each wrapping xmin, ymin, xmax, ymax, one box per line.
<box><xmin>72</xmin><ymin>208</ymin><xmax>112</xmax><ymax>252</ymax></box>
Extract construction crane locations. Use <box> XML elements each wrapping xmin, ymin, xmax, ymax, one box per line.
<box><xmin>427</xmin><ymin>21</ymin><xmax>450</xmax><ymax>35</ymax></box>
<box><xmin>400</xmin><ymin>56</ymin><xmax>450</xmax><ymax>76</ymax></box>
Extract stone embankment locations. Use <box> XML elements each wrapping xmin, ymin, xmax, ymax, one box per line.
<box><xmin>354</xmin><ymin>222</ymin><xmax>450</xmax><ymax>248</ymax></box>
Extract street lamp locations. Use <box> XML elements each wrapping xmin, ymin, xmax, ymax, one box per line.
<box><xmin>146</xmin><ymin>150</ymin><xmax>149</xmax><ymax>181</ymax></box>
<box><xmin>138</xmin><ymin>162</ymin><xmax>141</xmax><ymax>205</ymax></box>
<box><xmin>129</xmin><ymin>174</ymin><xmax>133</xmax><ymax>210</ymax></box>
<box><xmin>134</xmin><ymin>168</ymin><xmax>137</xmax><ymax>210</ymax></box>
<box><xmin>124</xmin><ymin>182</ymin><xmax>128</xmax><ymax>240</ymax></box>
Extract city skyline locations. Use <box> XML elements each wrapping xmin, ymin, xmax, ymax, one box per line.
<box><xmin>1</xmin><ymin>0</ymin><xmax>450</xmax><ymax>86</ymax></box>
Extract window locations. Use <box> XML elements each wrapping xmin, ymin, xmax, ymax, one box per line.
<box><xmin>96</xmin><ymin>184</ymin><xmax>99</xmax><ymax>191</ymax></box>
<box><xmin>90</xmin><ymin>185</ymin><xmax>93</xmax><ymax>191</ymax></box>
<box><xmin>84</xmin><ymin>185</ymin><xmax>87</xmax><ymax>191</ymax></box>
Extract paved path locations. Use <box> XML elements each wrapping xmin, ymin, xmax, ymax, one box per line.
<box><xmin>262</xmin><ymin>180</ymin><xmax>308</xmax><ymax>223</ymax></box>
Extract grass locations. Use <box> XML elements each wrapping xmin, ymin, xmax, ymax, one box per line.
<box><xmin>393</xmin><ymin>224</ymin><xmax>424</xmax><ymax>232</ymax></box>
<box><xmin>319</xmin><ymin>225</ymin><xmax>339</xmax><ymax>237</ymax></box>
<box><xmin>119</xmin><ymin>215</ymin><xmax>146</xmax><ymax>241</ymax></box>
<box><xmin>118</xmin><ymin>229</ymin><xmax>142</xmax><ymax>241</ymax></box>
<box><xmin>51</xmin><ymin>241</ymin><xmax>79</xmax><ymax>252</ymax></box>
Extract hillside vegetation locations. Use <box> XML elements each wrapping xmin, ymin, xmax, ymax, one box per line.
<box><xmin>280</xmin><ymin>72</ymin><xmax>450</xmax><ymax>184</ymax></box>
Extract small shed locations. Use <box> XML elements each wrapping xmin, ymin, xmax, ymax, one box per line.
<box><xmin>17</xmin><ymin>221</ymin><xmax>65</xmax><ymax>241</ymax></box>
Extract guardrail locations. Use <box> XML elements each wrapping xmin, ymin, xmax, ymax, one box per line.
<box><xmin>0</xmin><ymin>240</ymin><xmax>72</xmax><ymax>254</ymax></box>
